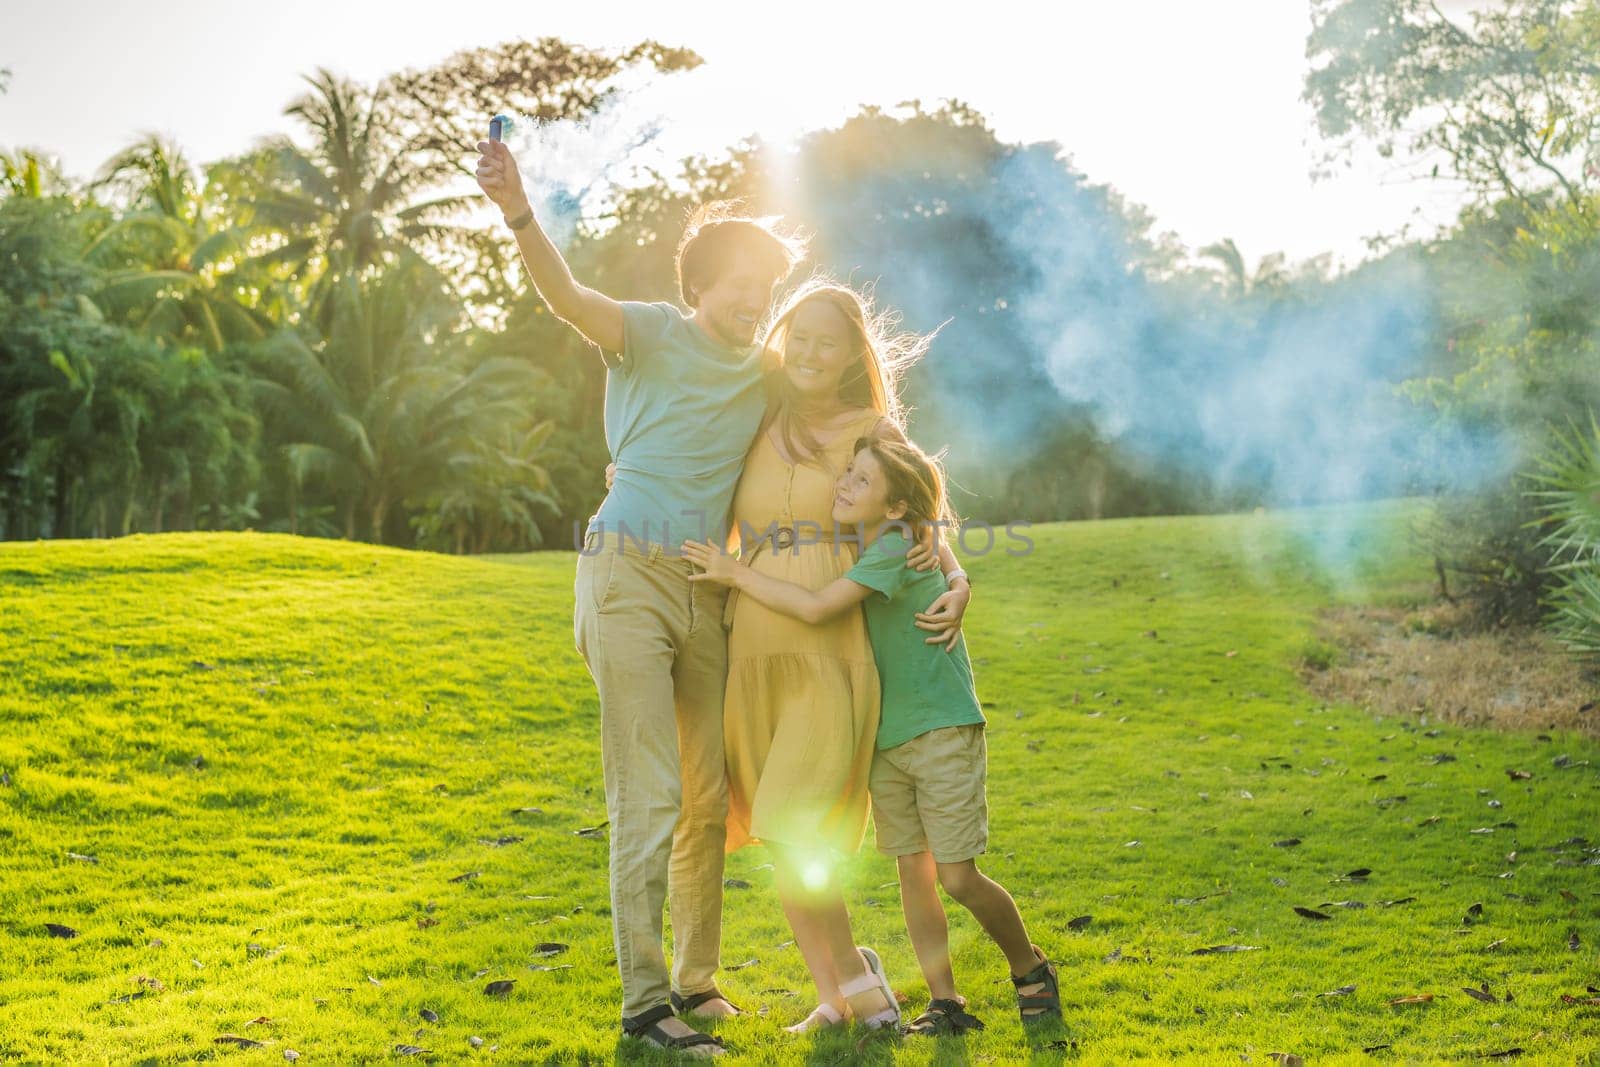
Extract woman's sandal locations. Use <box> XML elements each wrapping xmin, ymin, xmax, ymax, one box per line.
<box><xmin>621</xmin><ymin>1004</ymin><xmax>726</xmax><ymax>1058</ymax></box>
<box><xmin>1011</xmin><ymin>944</ymin><xmax>1062</xmax><ymax>1025</ymax></box>
<box><xmin>671</xmin><ymin>987</ymin><xmax>744</xmax><ymax>1017</ymax></box>
<box><xmin>904</xmin><ymin>997</ymin><xmax>986</xmax><ymax>1037</ymax></box>
<box><xmin>784</xmin><ymin>1003</ymin><xmax>845</xmax><ymax>1034</ymax></box>
<box><xmin>839</xmin><ymin>946</ymin><xmax>902</xmax><ymax>1030</ymax></box>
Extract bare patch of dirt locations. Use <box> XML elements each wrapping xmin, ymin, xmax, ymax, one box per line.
<box><xmin>1301</xmin><ymin>602</ymin><xmax>1600</xmax><ymax>738</ymax></box>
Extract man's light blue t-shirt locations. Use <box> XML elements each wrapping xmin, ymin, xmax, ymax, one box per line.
<box><xmin>586</xmin><ymin>301</ymin><xmax>769</xmax><ymax>546</ymax></box>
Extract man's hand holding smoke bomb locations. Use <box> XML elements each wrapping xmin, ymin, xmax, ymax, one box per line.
<box><xmin>472</xmin><ymin>113</ymin><xmax>626</xmax><ymax>354</ymax></box>
<box><xmin>475</xmin><ymin>138</ymin><xmax>529</xmax><ymax>219</ymax></box>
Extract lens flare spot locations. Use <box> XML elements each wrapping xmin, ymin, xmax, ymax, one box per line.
<box><xmin>800</xmin><ymin>859</ymin><xmax>830</xmax><ymax>893</ymax></box>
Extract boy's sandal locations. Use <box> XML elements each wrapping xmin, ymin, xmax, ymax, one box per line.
<box><xmin>671</xmin><ymin>987</ymin><xmax>744</xmax><ymax>1017</ymax></box>
<box><xmin>621</xmin><ymin>1004</ymin><xmax>726</xmax><ymax>1057</ymax></box>
<box><xmin>904</xmin><ymin>998</ymin><xmax>986</xmax><ymax>1036</ymax></box>
<box><xmin>1011</xmin><ymin>946</ymin><xmax>1062</xmax><ymax>1024</ymax></box>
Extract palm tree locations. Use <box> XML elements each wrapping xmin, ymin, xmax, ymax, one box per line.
<box><xmin>11</xmin><ymin>331</ymin><xmax>257</xmax><ymax>538</ymax></box>
<box><xmin>1</xmin><ymin>148</ymin><xmax>58</xmax><ymax>199</ymax></box>
<box><xmin>251</xmin><ymin>70</ymin><xmax>476</xmax><ymax>305</ymax></box>
<box><xmin>0</xmin><ymin>191</ymin><xmax>103</xmax><ymax>538</ymax></box>
<box><xmin>1198</xmin><ymin>238</ymin><xmax>1289</xmax><ymax>298</ymax></box>
<box><xmin>84</xmin><ymin>134</ymin><xmax>271</xmax><ymax>352</ymax></box>
<box><xmin>130</xmin><ymin>346</ymin><xmax>260</xmax><ymax>534</ymax></box>
<box><xmin>411</xmin><ymin>419</ymin><xmax>559</xmax><ymax>553</ymax></box>
<box><xmin>13</xmin><ymin>345</ymin><xmax>146</xmax><ymax>538</ymax></box>
<box><xmin>253</xmin><ymin>252</ymin><xmax>542</xmax><ymax>543</ymax></box>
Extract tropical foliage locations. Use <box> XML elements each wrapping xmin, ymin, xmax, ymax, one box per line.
<box><xmin>1527</xmin><ymin>416</ymin><xmax>1600</xmax><ymax>653</ymax></box>
<box><xmin>0</xmin><ymin>39</ymin><xmax>690</xmax><ymax>551</ymax></box>
<box><xmin>1308</xmin><ymin>0</ymin><xmax>1600</xmax><ymax>655</ymax></box>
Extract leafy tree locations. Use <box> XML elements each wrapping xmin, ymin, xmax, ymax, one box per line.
<box><xmin>1306</xmin><ymin>0</ymin><xmax>1600</xmax><ymax>210</ymax></box>
<box><xmin>252</xmin><ymin>42</ymin><xmax>703</xmax><ymax>319</ymax></box>
<box><xmin>388</xmin><ymin>37</ymin><xmax>700</xmax><ymax>156</ymax></box>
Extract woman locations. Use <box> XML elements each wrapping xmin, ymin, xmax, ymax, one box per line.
<box><xmin>719</xmin><ymin>280</ymin><xmax>970</xmax><ymax>1032</ymax></box>
<box><xmin>684</xmin><ymin>428</ymin><xmax>1063</xmax><ymax>1036</ymax></box>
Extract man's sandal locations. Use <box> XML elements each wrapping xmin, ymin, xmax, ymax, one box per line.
<box><xmin>904</xmin><ymin>998</ymin><xmax>986</xmax><ymax>1037</ymax></box>
<box><xmin>1011</xmin><ymin>945</ymin><xmax>1062</xmax><ymax>1024</ymax></box>
<box><xmin>671</xmin><ymin>987</ymin><xmax>744</xmax><ymax>1017</ymax></box>
<box><xmin>621</xmin><ymin>1004</ymin><xmax>726</xmax><ymax>1058</ymax></box>
<box><xmin>840</xmin><ymin>946</ymin><xmax>902</xmax><ymax>1030</ymax></box>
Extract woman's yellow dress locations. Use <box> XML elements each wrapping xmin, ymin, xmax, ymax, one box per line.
<box><xmin>723</xmin><ymin>407</ymin><xmax>883</xmax><ymax>857</ymax></box>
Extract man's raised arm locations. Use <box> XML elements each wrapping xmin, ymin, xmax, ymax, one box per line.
<box><xmin>474</xmin><ymin>139</ymin><xmax>624</xmax><ymax>355</ymax></box>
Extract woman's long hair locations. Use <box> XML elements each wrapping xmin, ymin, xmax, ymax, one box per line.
<box><xmin>760</xmin><ymin>278</ymin><xmax>934</xmax><ymax>469</ymax></box>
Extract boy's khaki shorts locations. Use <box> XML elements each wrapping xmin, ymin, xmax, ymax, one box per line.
<box><xmin>869</xmin><ymin>724</ymin><xmax>988</xmax><ymax>863</ymax></box>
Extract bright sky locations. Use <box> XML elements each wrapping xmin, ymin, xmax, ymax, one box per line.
<box><xmin>0</xmin><ymin>0</ymin><xmax>1482</xmax><ymax>267</ymax></box>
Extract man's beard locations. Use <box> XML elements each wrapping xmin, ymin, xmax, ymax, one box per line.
<box><xmin>715</xmin><ymin>312</ymin><xmax>755</xmax><ymax>347</ymax></box>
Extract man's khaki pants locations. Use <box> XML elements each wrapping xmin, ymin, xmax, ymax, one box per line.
<box><xmin>574</xmin><ymin>532</ymin><xmax>731</xmax><ymax>1018</ymax></box>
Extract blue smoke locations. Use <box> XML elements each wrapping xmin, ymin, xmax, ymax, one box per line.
<box><xmin>776</xmin><ymin>124</ymin><xmax>1512</xmax><ymax>572</ymax></box>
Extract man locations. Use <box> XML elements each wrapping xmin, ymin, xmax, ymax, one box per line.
<box><xmin>476</xmin><ymin>136</ymin><xmax>801</xmax><ymax>1056</ymax></box>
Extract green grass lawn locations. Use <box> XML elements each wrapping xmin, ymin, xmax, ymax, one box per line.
<box><xmin>2</xmin><ymin>504</ymin><xmax>1596</xmax><ymax>1065</ymax></box>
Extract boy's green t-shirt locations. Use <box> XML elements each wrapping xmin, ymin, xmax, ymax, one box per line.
<box><xmin>844</xmin><ymin>529</ymin><xmax>986</xmax><ymax>750</ymax></box>
<box><xmin>587</xmin><ymin>301</ymin><xmax>769</xmax><ymax>545</ymax></box>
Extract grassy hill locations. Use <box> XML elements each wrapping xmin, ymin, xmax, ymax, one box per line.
<box><xmin>2</xmin><ymin>506</ymin><xmax>1597</xmax><ymax>1064</ymax></box>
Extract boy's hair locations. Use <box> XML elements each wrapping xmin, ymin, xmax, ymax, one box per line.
<box><xmin>763</xmin><ymin>278</ymin><xmax>932</xmax><ymax>467</ymax></box>
<box><xmin>853</xmin><ymin>424</ymin><xmax>958</xmax><ymax>539</ymax></box>
<box><xmin>675</xmin><ymin>201</ymin><xmax>806</xmax><ymax>308</ymax></box>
